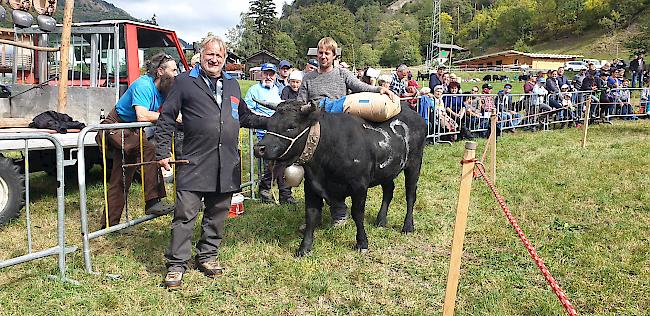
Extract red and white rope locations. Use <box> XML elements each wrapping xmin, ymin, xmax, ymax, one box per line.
<box><xmin>472</xmin><ymin>161</ymin><xmax>578</xmax><ymax>316</ymax></box>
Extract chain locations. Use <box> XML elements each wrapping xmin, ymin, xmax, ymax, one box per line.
<box><xmin>121</xmin><ymin>129</ymin><xmax>130</xmax><ymax>223</ymax></box>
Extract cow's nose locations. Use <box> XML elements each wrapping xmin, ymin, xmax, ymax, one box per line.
<box><xmin>253</xmin><ymin>144</ymin><xmax>265</xmax><ymax>157</ymax></box>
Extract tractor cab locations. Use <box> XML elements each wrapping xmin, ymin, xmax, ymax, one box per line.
<box><xmin>5</xmin><ymin>20</ymin><xmax>190</xmax><ymax>126</ymax></box>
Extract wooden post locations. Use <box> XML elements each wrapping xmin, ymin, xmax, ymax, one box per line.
<box><xmin>490</xmin><ymin>110</ymin><xmax>497</xmax><ymax>184</ymax></box>
<box><xmin>443</xmin><ymin>141</ymin><xmax>477</xmax><ymax>316</ymax></box>
<box><xmin>582</xmin><ymin>97</ymin><xmax>591</xmax><ymax>148</ymax></box>
<box><xmin>56</xmin><ymin>0</ymin><xmax>75</xmax><ymax>113</ymax></box>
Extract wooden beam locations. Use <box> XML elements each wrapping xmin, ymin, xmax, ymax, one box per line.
<box><xmin>0</xmin><ymin>39</ymin><xmax>59</xmax><ymax>52</ymax></box>
<box><xmin>0</xmin><ymin>118</ymin><xmax>31</xmax><ymax>128</ymax></box>
<box><xmin>56</xmin><ymin>0</ymin><xmax>75</xmax><ymax>113</ymax></box>
<box><xmin>443</xmin><ymin>141</ymin><xmax>477</xmax><ymax>316</ymax></box>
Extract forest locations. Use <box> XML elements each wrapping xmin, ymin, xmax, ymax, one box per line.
<box><xmin>227</xmin><ymin>0</ymin><xmax>650</xmax><ymax>67</ymax></box>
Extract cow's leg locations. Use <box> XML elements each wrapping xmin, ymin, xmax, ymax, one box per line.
<box><xmin>375</xmin><ymin>180</ymin><xmax>395</xmax><ymax>227</ymax></box>
<box><xmin>297</xmin><ymin>183</ymin><xmax>323</xmax><ymax>257</ymax></box>
<box><xmin>402</xmin><ymin>158</ymin><xmax>423</xmax><ymax>233</ymax></box>
<box><xmin>351</xmin><ymin>190</ymin><xmax>369</xmax><ymax>252</ymax></box>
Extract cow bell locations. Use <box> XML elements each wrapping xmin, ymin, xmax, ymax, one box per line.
<box><xmin>284</xmin><ymin>164</ymin><xmax>304</xmax><ymax>187</ymax></box>
<box><xmin>37</xmin><ymin>15</ymin><xmax>56</xmax><ymax>31</ymax></box>
<box><xmin>11</xmin><ymin>10</ymin><xmax>33</xmax><ymax>28</ymax></box>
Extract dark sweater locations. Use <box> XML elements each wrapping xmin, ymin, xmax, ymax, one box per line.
<box><xmin>281</xmin><ymin>85</ymin><xmax>299</xmax><ymax>100</ymax></box>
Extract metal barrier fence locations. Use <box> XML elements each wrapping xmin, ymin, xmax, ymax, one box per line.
<box><xmin>413</xmin><ymin>88</ymin><xmax>650</xmax><ymax>143</ymax></box>
<box><xmin>76</xmin><ymin>122</ymin><xmax>258</xmax><ymax>274</ymax></box>
<box><xmin>0</xmin><ymin>133</ymin><xmax>77</xmax><ymax>284</ymax></box>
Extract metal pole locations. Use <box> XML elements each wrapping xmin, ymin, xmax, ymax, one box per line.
<box><xmin>582</xmin><ymin>97</ymin><xmax>592</xmax><ymax>148</ymax></box>
<box><xmin>24</xmin><ymin>140</ymin><xmax>32</xmax><ymax>253</ymax></box>
<box><xmin>54</xmin><ymin>134</ymin><xmax>66</xmax><ymax>280</ymax></box>
<box><xmin>77</xmin><ymin>126</ymin><xmax>93</xmax><ymax>273</ymax></box>
<box><xmin>249</xmin><ymin>128</ymin><xmax>256</xmax><ymax>199</ymax></box>
<box><xmin>90</xmin><ymin>33</ymin><xmax>98</xmax><ymax>87</ymax></box>
<box><xmin>57</xmin><ymin>0</ymin><xmax>75</xmax><ymax>113</ymax></box>
<box><xmin>113</xmin><ymin>25</ymin><xmax>120</xmax><ymax>103</ymax></box>
<box><xmin>443</xmin><ymin>141</ymin><xmax>477</xmax><ymax>316</ymax></box>
<box><xmin>490</xmin><ymin>110</ymin><xmax>497</xmax><ymax>184</ymax></box>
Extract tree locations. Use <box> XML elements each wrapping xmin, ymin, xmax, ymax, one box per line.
<box><xmin>624</xmin><ymin>22</ymin><xmax>650</xmax><ymax>55</ymax></box>
<box><xmin>513</xmin><ymin>38</ymin><xmax>532</xmax><ymax>52</ymax></box>
<box><xmin>273</xmin><ymin>32</ymin><xmax>298</xmax><ymax>63</ymax></box>
<box><xmin>249</xmin><ymin>0</ymin><xmax>277</xmax><ymax>51</ymax></box>
<box><xmin>354</xmin><ymin>4</ymin><xmax>382</xmax><ymax>43</ymax></box>
<box><xmin>287</xmin><ymin>3</ymin><xmax>358</xmax><ymax>66</ymax></box>
<box><xmin>354</xmin><ymin>43</ymin><xmax>380</xmax><ymax>68</ymax></box>
<box><xmin>226</xmin><ymin>13</ymin><xmax>262</xmax><ymax>58</ymax></box>
<box><xmin>380</xmin><ymin>32</ymin><xmax>422</xmax><ymax>67</ymax></box>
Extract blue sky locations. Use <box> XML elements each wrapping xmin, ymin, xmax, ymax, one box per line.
<box><xmin>105</xmin><ymin>0</ymin><xmax>290</xmax><ymax>43</ymax></box>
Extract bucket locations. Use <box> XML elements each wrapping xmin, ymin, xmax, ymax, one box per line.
<box><xmin>229</xmin><ymin>193</ymin><xmax>245</xmax><ymax>218</ymax></box>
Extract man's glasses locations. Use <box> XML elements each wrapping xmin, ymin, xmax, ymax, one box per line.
<box><xmin>471</xmin><ymin>89</ymin><xmax>479</xmax><ymax>93</ymax></box>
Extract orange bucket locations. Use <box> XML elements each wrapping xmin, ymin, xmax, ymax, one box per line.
<box><xmin>229</xmin><ymin>193</ymin><xmax>245</xmax><ymax>218</ymax></box>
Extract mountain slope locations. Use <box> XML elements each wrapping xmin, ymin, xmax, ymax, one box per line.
<box><xmin>0</xmin><ymin>0</ymin><xmax>135</xmax><ymax>28</ymax></box>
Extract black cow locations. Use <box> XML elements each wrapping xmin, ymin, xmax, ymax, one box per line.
<box><xmin>482</xmin><ymin>74</ymin><xmax>492</xmax><ymax>82</ymax></box>
<box><xmin>253</xmin><ymin>100</ymin><xmax>427</xmax><ymax>256</ymax></box>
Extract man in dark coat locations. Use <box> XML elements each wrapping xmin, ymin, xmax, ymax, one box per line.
<box><xmin>155</xmin><ymin>36</ymin><xmax>267</xmax><ymax>289</ymax></box>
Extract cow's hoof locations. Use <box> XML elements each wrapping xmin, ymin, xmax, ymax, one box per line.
<box><xmin>295</xmin><ymin>248</ymin><xmax>311</xmax><ymax>257</ymax></box>
<box><xmin>374</xmin><ymin>218</ymin><xmax>387</xmax><ymax>227</ymax></box>
<box><xmin>355</xmin><ymin>245</ymin><xmax>369</xmax><ymax>254</ymax></box>
<box><xmin>401</xmin><ymin>226</ymin><xmax>414</xmax><ymax>234</ymax></box>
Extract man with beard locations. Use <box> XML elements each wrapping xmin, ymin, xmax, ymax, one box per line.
<box><xmin>98</xmin><ymin>52</ymin><xmax>178</xmax><ymax>228</ymax></box>
<box><xmin>245</xmin><ymin>63</ymin><xmax>296</xmax><ymax>204</ymax></box>
<box><xmin>156</xmin><ymin>36</ymin><xmax>269</xmax><ymax>289</ymax></box>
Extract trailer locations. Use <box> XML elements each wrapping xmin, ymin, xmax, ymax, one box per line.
<box><xmin>0</xmin><ymin>20</ymin><xmax>190</xmax><ymax>225</ymax></box>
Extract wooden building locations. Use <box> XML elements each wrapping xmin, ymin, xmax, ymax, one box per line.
<box><xmin>453</xmin><ymin>50</ymin><xmax>582</xmax><ymax>70</ymax></box>
<box><xmin>244</xmin><ymin>50</ymin><xmax>280</xmax><ymax>71</ymax></box>
<box><xmin>0</xmin><ymin>28</ymin><xmax>15</xmax><ymax>74</ymax></box>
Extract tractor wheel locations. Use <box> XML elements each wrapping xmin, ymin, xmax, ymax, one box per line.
<box><xmin>0</xmin><ymin>157</ymin><xmax>25</xmax><ymax>225</ymax></box>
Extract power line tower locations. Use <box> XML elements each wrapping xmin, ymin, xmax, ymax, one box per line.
<box><xmin>427</xmin><ymin>0</ymin><xmax>441</xmax><ymax>72</ymax></box>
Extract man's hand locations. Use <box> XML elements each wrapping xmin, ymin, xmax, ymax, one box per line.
<box><xmin>159</xmin><ymin>157</ymin><xmax>171</xmax><ymax>171</ymax></box>
<box><xmin>175</xmin><ymin>113</ymin><xmax>183</xmax><ymax>124</ymax></box>
<box><xmin>380</xmin><ymin>87</ymin><xmax>397</xmax><ymax>101</ymax></box>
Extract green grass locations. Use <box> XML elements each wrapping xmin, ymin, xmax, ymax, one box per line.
<box><xmin>0</xmin><ymin>120</ymin><xmax>649</xmax><ymax>315</ymax></box>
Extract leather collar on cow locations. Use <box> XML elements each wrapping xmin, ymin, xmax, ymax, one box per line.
<box><xmin>295</xmin><ymin>122</ymin><xmax>320</xmax><ymax>165</ymax></box>
<box><xmin>265</xmin><ymin>122</ymin><xmax>321</xmax><ymax>165</ymax></box>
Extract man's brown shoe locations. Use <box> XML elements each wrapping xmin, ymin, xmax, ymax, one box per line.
<box><xmin>196</xmin><ymin>260</ymin><xmax>224</xmax><ymax>278</ymax></box>
<box><xmin>164</xmin><ymin>271</ymin><xmax>183</xmax><ymax>289</ymax></box>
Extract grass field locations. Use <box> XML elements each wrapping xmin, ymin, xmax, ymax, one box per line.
<box><xmin>0</xmin><ymin>119</ymin><xmax>649</xmax><ymax>315</ymax></box>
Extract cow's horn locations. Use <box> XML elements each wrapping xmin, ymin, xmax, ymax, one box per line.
<box><xmin>301</xmin><ymin>100</ymin><xmax>318</xmax><ymax>113</ymax></box>
<box><xmin>300</xmin><ymin>104</ymin><xmax>312</xmax><ymax>113</ymax></box>
<box><xmin>252</xmin><ymin>97</ymin><xmax>278</xmax><ymax>110</ymax></box>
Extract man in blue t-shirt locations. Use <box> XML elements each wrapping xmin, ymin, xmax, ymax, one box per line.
<box><xmin>245</xmin><ymin>63</ymin><xmax>296</xmax><ymax>204</ymax></box>
<box><xmin>98</xmin><ymin>52</ymin><xmax>179</xmax><ymax>228</ymax></box>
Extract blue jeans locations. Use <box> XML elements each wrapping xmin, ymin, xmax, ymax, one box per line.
<box><xmin>632</xmin><ymin>71</ymin><xmax>644</xmax><ymax>88</ymax></box>
<box><xmin>499</xmin><ymin>112</ymin><xmax>522</xmax><ymax>128</ymax></box>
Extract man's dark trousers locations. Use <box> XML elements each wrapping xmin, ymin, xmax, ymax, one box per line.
<box><xmin>103</xmin><ymin>128</ymin><xmax>166</xmax><ymax>227</ymax></box>
<box><xmin>165</xmin><ymin>190</ymin><xmax>231</xmax><ymax>272</ymax></box>
<box><xmin>259</xmin><ymin>160</ymin><xmax>292</xmax><ymax>200</ymax></box>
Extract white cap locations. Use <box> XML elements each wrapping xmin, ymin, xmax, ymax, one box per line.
<box><xmin>366</xmin><ymin>67</ymin><xmax>380</xmax><ymax>79</ymax></box>
<box><xmin>377</xmin><ymin>74</ymin><xmax>392</xmax><ymax>84</ymax></box>
<box><xmin>288</xmin><ymin>70</ymin><xmax>303</xmax><ymax>81</ymax></box>
<box><xmin>561</xmin><ymin>84</ymin><xmax>569</xmax><ymax>89</ymax></box>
